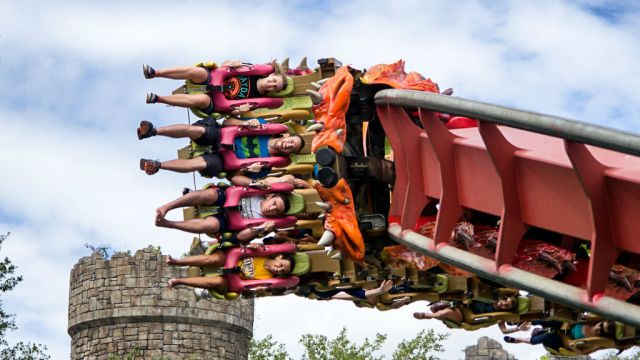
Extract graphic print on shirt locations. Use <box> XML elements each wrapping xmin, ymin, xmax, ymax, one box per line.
<box><xmin>240</xmin><ymin>196</ymin><xmax>265</xmax><ymax>219</ymax></box>
<box><xmin>240</xmin><ymin>257</ymin><xmax>256</xmax><ymax>279</ymax></box>
<box><xmin>224</xmin><ymin>76</ymin><xmax>251</xmax><ymax>99</ymax></box>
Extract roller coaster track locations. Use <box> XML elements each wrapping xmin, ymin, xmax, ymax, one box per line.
<box><xmin>375</xmin><ymin>89</ymin><xmax>640</xmax><ymax>327</ymax></box>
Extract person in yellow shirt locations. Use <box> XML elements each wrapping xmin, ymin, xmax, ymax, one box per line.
<box><xmin>165</xmin><ymin>244</ymin><xmax>295</xmax><ymax>293</ymax></box>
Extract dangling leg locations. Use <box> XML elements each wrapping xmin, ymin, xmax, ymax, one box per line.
<box><xmin>145</xmin><ymin>65</ymin><xmax>209</xmax><ymax>82</ymax></box>
<box><xmin>155</xmin><ymin>187</ymin><xmax>220</xmax><ymax>220</ymax></box>
<box><xmin>161</xmin><ymin>157</ymin><xmax>208</xmax><ymax>173</ymax></box>
<box><xmin>149</xmin><ymin>93</ymin><xmax>212</xmax><ymax>109</ymax></box>
<box><xmin>168</xmin><ymin>275</ymin><xmax>229</xmax><ymax>292</ymax></box>
<box><xmin>156</xmin><ymin>124</ymin><xmax>206</xmax><ymax>140</ymax></box>
<box><xmin>139</xmin><ymin>157</ymin><xmax>206</xmax><ymax>175</ymax></box>
<box><xmin>157</xmin><ymin>216</ymin><xmax>221</xmax><ymax>235</ymax></box>
<box><xmin>166</xmin><ymin>251</ymin><xmax>225</xmax><ymax>267</ymax></box>
<box><xmin>413</xmin><ymin>307</ymin><xmax>463</xmax><ymax>323</ymax></box>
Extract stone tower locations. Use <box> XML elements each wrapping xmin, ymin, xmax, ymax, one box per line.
<box><xmin>68</xmin><ymin>247</ymin><xmax>254</xmax><ymax>360</ymax></box>
<box><xmin>464</xmin><ymin>336</ymin><xmax>515</xmax><ymax>360</ymax></box>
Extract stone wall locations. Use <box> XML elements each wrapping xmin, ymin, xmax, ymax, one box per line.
<box><xmin>68</xmin><ymin>247</ymin><xmax>254</xmax><ymax>360</ymax></box>
<box><xmin>464</xmin><ymin>337</ymin><xmax>594</xmax><ymax>360</ymax></box>
<box><xmin>465</xmin><ymin>336</ymin><xmax>515</xmax><ymax>360</ymax></box>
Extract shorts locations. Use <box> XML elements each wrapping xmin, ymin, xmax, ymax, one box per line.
<box><xmin>193</xmin><ymin>67</ymin><xmax>215</xmax><ymax>114</ymax></box>
<box><xmin>201</xmin><ymin>98</ymin><xmax>216</xmax><ymax>114</ymax></box>
<box><xmin>193</xmin><ymin>66</ymin><xmax>212</xmax><ymax>86</ymax></box>
<box><xmin>198</xmin><ymin>152</ymin><xmax>224</xmax><ymax>178</ymax></box>
<box><xmin>314</xmin><ymin>288</ymin><xmax>366</xmax><ymax>300</ymax></box>
<box><xmin>192</xmin><ymin>117</ymin><xmax>221</xmax><ymax>146</ymax></box>
<box><xmin>205</xmin><ymin>187</ymin><xmax>228</xmax><ymax>231</ymax></box>
<box><xmin>211</xmin><ymin>214</ymin><xmax>228</xmax><ymax>233</ymax></box>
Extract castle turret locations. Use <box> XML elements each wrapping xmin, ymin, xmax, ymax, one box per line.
<box><xmin>68</xmin><ymin>247</ymin><xmax>254</xmax><ymax>359</ymax></box>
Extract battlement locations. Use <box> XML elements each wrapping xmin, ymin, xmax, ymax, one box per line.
<box><xmin>68</xmin><ymin>247</ymin><xmax>253</xmax><ymax>360</ymax></box>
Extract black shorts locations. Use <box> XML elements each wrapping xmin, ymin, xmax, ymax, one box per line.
<box><xmin>211</xmin><ymin>214</ymin><xmax>228</xmax><ymax>233</ymax></box>
<box><xmin>192</xmin><ymin>117</ymin><xmax>221</xmax><ymax>146</ymax></box>
<box><xmin>194</xmin><ymin>65</ymin><xmax>212</xmax><ymax>85</ymax></box>
<box><xmin>198</xmin><ymin>152</ymin><xmax>224</xmax><ymax>178</ymax></box>
<box><xmin>194</xmin><ymin>67</ymin><xmax>215</xmax><ymax>114</ymax></box>
<box><xmin>204</xmin><ymin>187</ymin><xmax>228</xmax><ymax>232</ymax></box>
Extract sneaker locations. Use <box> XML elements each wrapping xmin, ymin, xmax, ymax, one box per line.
<box><xmin>140</xmin><ymin>158</ymin><xmax>161</xmax><ymax>175</ymax></box>
<box><xmin>146</xmin><ymin>92</ymin><xmax>159</xmax><ymax>104</ymax></box>
<box><xmin>503</xmin><ymin>336</ymin><xmax>516</xmax><ymax>343</ymax></box>
<box><xmin>137</xmin><ymin>120</ymin><xmax>157</xmax><ymax>140</ymax></box>
<box><xmin>143</xmin><ymin>64</ymin><xmax>157</xmax><ymax>79</ymax></box>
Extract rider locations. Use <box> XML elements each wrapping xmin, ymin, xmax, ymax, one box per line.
<box><xmin>413</xmin><ymin>295</ymin><xmax>519</xmax><ymax>324</ymax></box>
<box><xmin>138</xmin><ymin>117</ymin><xmax>304</xmax><ymax>178</ymax></box>
<box><xmin>503</xmin><ymin>319</ymin><xmax>616</xmax><ymax>353</ymax></box>
<box><xmin>143</xmin><ymin>61</ymin><xmax>287</xmax><ymax>114</ymax></box>
<box><xmin>165</xmin><ymin>246</ymin><xmax>299</xmax><ymax>293</ymax></box>
<box><xmin>155</xmin><ymin>185</ymin><xmax>290</xmax><ymax>241</ymax></box>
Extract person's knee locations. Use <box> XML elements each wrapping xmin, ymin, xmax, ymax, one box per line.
<box><xmin>200</xmin><ymin>187</ymin><xmax>219</xmax><ymax>203</ymax></box>
<box><xmin>190</xmin><ymin>157</ymin><xmax>208</xmax><ymax>171</ymax></box>
<box><xmin>193</xmin><ymin>94</ymin><xmax>212</xmax><ymax>109</ymax></box>
<box><xmin>202</xmin><ymin>217</ymin><xmax>220</xmax><ymax>233</ymax></box>
<box><xmin>190</xmin><ymin>67</ymin><xmax>209</xmax><ymax>83</ymax></box>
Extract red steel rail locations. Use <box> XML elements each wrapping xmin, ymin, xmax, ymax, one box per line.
<box><xmin>375</xmin><ymin>89</ymin><xmax>640</xmax><ymax>327</ymax></box>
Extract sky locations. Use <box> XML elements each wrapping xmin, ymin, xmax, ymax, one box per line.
<box><xmin>1</xmin><ymin>0</ymin><xmax>639</xmax><ymax>359</ymax></box>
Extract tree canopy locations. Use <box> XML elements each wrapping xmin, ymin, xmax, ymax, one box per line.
<box><xmin>249</xmin><ymin>326</ymin><xmax>448</xmax><ymax>360</ymax></box>
<box><xmin>0</xmin><ymin>233</ymin><xmax>50</xmax><ymax>360</ymax></box>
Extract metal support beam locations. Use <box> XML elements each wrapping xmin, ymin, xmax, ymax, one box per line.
<box><xmin>375</xmin><ymin>89</ymin><xmax>640</xmax><ymax>157</ymax></box>
<box><xmin>389</xmin><ymin>224</ymin><xmax>640</xmax><ymax>328</ymax></box>
<box><xmin>565</xmin><ymin>141</ymin><xmax>619</xmax><ymax>300</ymax></box>
<box><xmin>377</xmin><ymin>105</ymin><xmax>429</xmax><ymax>228</ymax></box>
<box><xmin>478</xmin><ymin>123</ymin><xmax>527</xmax><ymax>268</ymax></box>
<box><xmin>419</xmin><ymin>109</ymin><xmax>463</xmax><ymax>246</ymax></box>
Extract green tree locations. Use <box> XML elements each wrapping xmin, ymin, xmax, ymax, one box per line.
<box><xmin>249</xmin><ymin>335</ymin><xmax>292</xmax><ymax>360</ymax></box>
<box><xmin>249</xmin><ymin>326</ymin><xmax>449</xmax><ymax>360</ymax></box>
<box><xmin>597</xmin><ymin>349</ymin><xmax>640</xmax><ymax>360</ymax></box>
<box><xmin>0</xmin><ymin>233</ymin><xmax>50</xmax><ymax>360</ymax></box>
<box><xmin>392</xmin><ymin>329</ymin><xmax>448</xmax><ymax>360</ymax></box>
<box><xmin>300</xmin><ymin>327</ymin><xmax>387</xmax><ymax>360</ymax></box>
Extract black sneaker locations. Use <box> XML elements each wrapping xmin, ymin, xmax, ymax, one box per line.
<box><xmin>143</xmin><ymin>64</ymin><xmax>157</xmax><ymax>79</ymax></box>
<box><xmin>146</xmin><ymin>92</ymin><xmax>159</xmax><ymax>104</ymax></box>
<box><xmin>137</xmin><ymin>120</ymin><xmax>157</xmax><ymax>140</ymax></box>
<box><xmin>140</xmin><ymin>158</ymin><xmax>161</xmax><ymax>175</ymax></box>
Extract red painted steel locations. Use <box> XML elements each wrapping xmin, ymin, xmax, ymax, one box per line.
<box><xmin>565</xmin><ymin>141</ymin><xmax>619</xmax><ymax>299</ymax></box>
<box><xmin>377</xmin><ymin>105</ymin><xmax>429</xmax><ymax>229</ymax></box>
<box><xmin>419</xmin><ymin>109</ymin><xmax>463</xmax><ymax>246</ymax></box>
<box><xmin>377</xmin><ymin>104</ymin><xmax>640</xmax><ymax>302</ymax></box>
<box><xmin>478</xmin><ymin>123</ymin><xmax>528</xmax><ymax>268</ymax></box>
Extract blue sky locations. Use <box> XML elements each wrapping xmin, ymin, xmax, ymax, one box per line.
<box><xmin>1</xmin><ymin>1</ymin><xmax>639</xmax><ymax>359</ymax></box>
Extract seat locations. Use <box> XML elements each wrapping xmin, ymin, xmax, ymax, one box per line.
<box><xmin>242</xmin><ymin>109</ymin><xmax>311</xmax><ymax>123</ymax></box>
<box><xmin>177</xmin><ymin>123</ymin><xmax>293</xmax><ymax>178</ymax></box>
<box><xmin>223</xmin><ymin>183</ymin><xmax>298</xmax><ymax>231</ymax></box>
<box><xmin>223</xmin><ymin>243</ymin><xmax>310</xmax><ymax>293</ymax></box>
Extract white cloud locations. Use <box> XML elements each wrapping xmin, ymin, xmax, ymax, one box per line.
<box><xmin>0</xmin><ymin>1</ymin><xmax>639</xmax><ymax>359</ymax></box>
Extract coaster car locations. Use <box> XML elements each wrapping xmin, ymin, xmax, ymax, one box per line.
<box><xmin>546</xmin><ymin>321</ymin><xmax>638</xmax><ymax>356</ymax></box>
<box><xmin>441</xmin><ymin>295</ymin><xmax>544</xmax><ymax>331</ymax></box>
<box><xmin>174</xmin><ymin>62</ymin><xmax>289</xmax><ymax>118</ymax></box>
<box><xmin>182</xmin><ymin>183</ymin><xmax>299</xmax><ymax>238</ymax></box>
<box><xmin>199</xmin><ymin>242</ymin><xmax>310</xmax><ymax>300</ymax></box>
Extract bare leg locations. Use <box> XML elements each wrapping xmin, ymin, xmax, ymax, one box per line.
<box><xmin>155</xmin><ymin>66</ymin><xmax>209</xmax><ymax>83</ymax></box>
<box><xmin>156</xmin><ymin>187</ymin><xmax>218</xmax><ymax>220</ymax></box>
<box><xmin>157</xmin><ymin>217</ymin><xmax>221</xmax><ymax>234</ymax></box>
<box><xmin>389</xmin><ymin>296</ymin><xmax>411</xmax><ymax>310</ymax></box>
<box><xmin>503</xmin><ymin>336</ymin><xmax>532</xmax><ymax>344</ymax></box>
<box><xmin>156</xmin><ymin>124</ymin><xmax>206</xmax><ymax>140</ymax></box>
<box><xmin>413</xmin><ymin>308</ymin><xmax>463</xmax><ymax>323</ymax></box>
<box><xmin>157</xmin><ymin>94</ymin><xmax>211</xmax><ymax>109</ymax></box>
<box><xmin>168</xmin><ymin>275</ymin><xmax>228</xmax><ymax>292</ymax></box>
<box><xmin>160</xmin><ymin>157</ymin><xmax>207</xmax><ymax>174</ymax></box>
<box><xmin>166</xmin><ymin>252</ymin><xmax>225</xmax><ymax>267</ymax></box>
